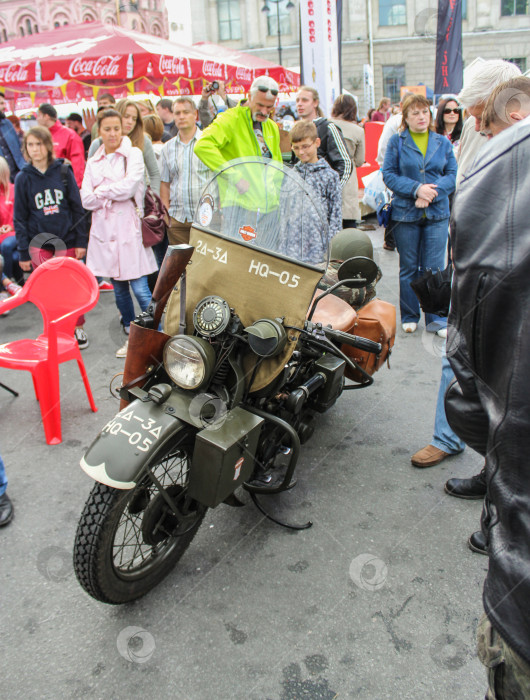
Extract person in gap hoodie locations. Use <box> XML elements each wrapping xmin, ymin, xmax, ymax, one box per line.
<box><xmin>279</xmin><ymin>120</ymin><xmax>341</xmax><ymax>265</ymax></box>
<box><xmin>14</xmin><ymin>126</ymin><xmax>89</xmax><ymax>346</ymax></box>
<box><xmin>37</xmin><ymin>103</ymin><xmax>85</xmax><ymax>188</ymax></box>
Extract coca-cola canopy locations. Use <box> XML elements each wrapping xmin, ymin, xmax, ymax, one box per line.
<box><xmin>0</xmin><ymin>22</ymin><xmax>299</xmax><ymax>108</ymax></box>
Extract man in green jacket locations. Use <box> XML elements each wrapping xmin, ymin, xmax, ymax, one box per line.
<box><xmin>194</xmin><ymin>75</ymin><xmax>282</xmax><ymax>175</ymax></box>
<box><xmin>194</xmin><ymin>76</ymin><xmax>283</xmax><ymax>235</ymax></box>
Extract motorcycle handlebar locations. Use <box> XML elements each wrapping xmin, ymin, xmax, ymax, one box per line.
<box><xmin>324</xmin><ymin>327</ymin><xmax>382</xmax><ymax>355</ymax></box>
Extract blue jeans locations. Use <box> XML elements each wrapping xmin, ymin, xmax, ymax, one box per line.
<box><xmin>112</xmin><ymin>276</ymin><xmax>152</xmax><ymax>329</ymax></box>
<box><xmin>431</xmin><ymin>348</ymin><xmax>465</xmax><ymax>454</ymax></box>
<box><xmin>0</xmin><ymin>453</ymin><xmax>7</xmax><ymax>496</ymax></box>
<box><xmin>393</xmin><ymin>218</ymin><xmax>449</xmax><ymax>329</ymax></box>
<box><xmin>0</xmin><ymin>235</ymin><xmax>19</xmax><ymax>279</ymax></box>
<box><xmin>152</xmin><ymin>236</ymin><xmax>168</xmax><ymax>269</ymax></box>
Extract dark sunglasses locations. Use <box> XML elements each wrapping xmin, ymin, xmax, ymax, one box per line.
<box><xmin>257</xmin><ymin>85</ymin><xmax>279</xmax><ymax>96</ymax></box>
<box><xmin>443</xmin><ymin>107</ymin><xmax>460</xmax><ymax>114</ymax></box>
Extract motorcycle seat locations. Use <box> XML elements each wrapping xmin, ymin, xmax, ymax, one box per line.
<box><xmin>308</xmin><ymin>292</ymin><xmax>357</xmax><ymax>333</ymax></box>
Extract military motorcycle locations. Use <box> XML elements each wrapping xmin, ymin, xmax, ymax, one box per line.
<box><xmin>73</xmin><ymin>158</ymin><xmax>395</xmax><ymax>604</ymax></box>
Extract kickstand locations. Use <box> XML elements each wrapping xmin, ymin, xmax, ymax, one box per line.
<box><xmin>249</xmin><ymin>491</ymin><xmax>313</xmax><ymax>531</ymax></box>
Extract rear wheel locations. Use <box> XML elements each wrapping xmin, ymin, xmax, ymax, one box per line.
<box><xmin>73</xmin><ymin>437</ymin><xmax>206</xmax><ymax>604</ymax></box>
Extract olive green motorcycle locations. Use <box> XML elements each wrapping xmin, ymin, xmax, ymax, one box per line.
<box><xmin>73</xmin><ymin>158</ymin><xmax>395</xmax><ymax>604</ymax></box>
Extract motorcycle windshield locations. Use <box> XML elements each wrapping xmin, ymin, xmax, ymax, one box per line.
<box><xmin>194</xmin><ymin>156</ymin><xmax>330</xmax><ymax>269</ymax></box>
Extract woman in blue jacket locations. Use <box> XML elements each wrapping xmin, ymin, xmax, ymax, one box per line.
<box><xmin>382</xmin><ymin>95</ymin><xmax>457</xmax><ymax>335</ymax></box>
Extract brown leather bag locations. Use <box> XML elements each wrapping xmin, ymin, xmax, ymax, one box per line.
<box><xmin>342</xmin><ymin>298</ymin><xmax>396</xmax><ymax>381</ymax></box>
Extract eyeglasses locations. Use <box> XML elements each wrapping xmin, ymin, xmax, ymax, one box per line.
<box><xmin>256</xmin><ymin>85</ymin><xmax>279</xmax><ymax>97</ymax></box>
<box><xmin>443</xmin><ymin>108</ymin><xmax>460</xmax><ymax>114</ymax></box>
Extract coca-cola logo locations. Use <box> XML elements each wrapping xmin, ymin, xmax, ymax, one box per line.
<box><xmin>68</xmin><ymin>56</ymin><xmax>121</xmax><ymax>78</ymax></box>
<box><xmin>202</xmin><ymin>60</ymin><xmax>226</xmax><ymax>79</ymax></box>
<box><xmin>235</xmin><ymin>67</ymin><xmax>253</xmax><ymax>82</ymax></box>
<box><xmin>158</xmin><ymin>55</ymin><xmax>191</xmax><ymax>77</ymax></box>
<box><xmin>0</xmin><ymin>63</ymin><xmax>29</xmax><ymax>83</ymax></box>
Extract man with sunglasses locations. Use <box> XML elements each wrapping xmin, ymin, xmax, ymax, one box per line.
<box><xmin>194</xmin><ymin>75</ymin><xmax>282</xmax><ymax>192</ymax></box>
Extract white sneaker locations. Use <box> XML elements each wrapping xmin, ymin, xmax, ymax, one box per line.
<box><xmin>116</xmin><ymin>340</ymin><xmax>128</xmax><ymax>358</ymax></box>
<box><xmin>74</xmin><ymin>327</ymin><xmax>89</xmax><ymax>349</ymax></box>
<box><xmin>436</xmin><ymin>328</ymin><xmax>448</xmax><ymax>338</ymax></box>
<box><xmin>402</xmin><ymin>322</ymin><xmax>417</xmax><ymax>333</ymax></box>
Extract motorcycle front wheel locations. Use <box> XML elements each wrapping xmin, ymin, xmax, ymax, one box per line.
<box><xmin>73</xmin><ymin>438</ymin><xmax>206</xmax><ymax>604</ymax></box>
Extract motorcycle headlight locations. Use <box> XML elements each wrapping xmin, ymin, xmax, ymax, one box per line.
<box><xmin>163</xmin><ymin>336</ymin><xmax>216</xmax><ymax>390</ymax></box>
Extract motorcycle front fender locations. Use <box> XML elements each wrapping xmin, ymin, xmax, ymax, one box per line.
<box><xmin>80</xmin><ymin>396</ymin><xmax>191</xmax><ymax>490</ymax></box>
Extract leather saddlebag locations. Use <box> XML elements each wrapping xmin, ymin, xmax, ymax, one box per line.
<box><xmin>342</xmin><ymin>299</ymin><xmax>396</xmax><ymax>381</ymax></box>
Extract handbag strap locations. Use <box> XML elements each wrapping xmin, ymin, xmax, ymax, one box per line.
<box><xmin>60</xmin><ymin>162</ymin><xmax>91</xmax><ymax>234</ymax></box>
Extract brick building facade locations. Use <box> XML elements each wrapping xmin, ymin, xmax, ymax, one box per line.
<box><xmin>0</xmin><ymin>0</ymin><xmax>168</xmax><ymax>43</ymax></box>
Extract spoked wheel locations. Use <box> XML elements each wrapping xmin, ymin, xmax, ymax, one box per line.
<box><xmin>73</xmin><ymin>437</ymin><xmax>206</xmax><ymax>604</ymax></box>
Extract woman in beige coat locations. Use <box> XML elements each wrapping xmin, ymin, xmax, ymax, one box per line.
<box><xmin>331</xmin><ymin>95</ymin><xmax>365</xmax><ymax>227</ymax></box>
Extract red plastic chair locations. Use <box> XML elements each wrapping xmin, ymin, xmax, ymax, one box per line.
<box><xmin>0</xmin><ymin>257</ymin><xmax>99</xmax><ymax>444</ymax></box>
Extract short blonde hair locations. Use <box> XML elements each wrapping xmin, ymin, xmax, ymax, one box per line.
<box><xmin>173</xmin><ymin>96</ymin><xmax>197</xmax><ymax>112</ymax></box>
<box><xmin>290</xmin><ymin>120</ymin><xmax>318</xmax><ymax>144</ymax></box>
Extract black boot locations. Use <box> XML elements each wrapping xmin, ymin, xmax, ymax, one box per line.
<box><xmin>383</xmin><ymin>224</ymin><xmax>395</xmax><ymax>250</ymax></box>
<box><xmin>0</xmin><ymin>492</ymin><xmax>13</xmax><ymax>526</ymax></box>
<box><xmin>468</xmin><ymin>530</ymin><xmax>488</xmax><ymax>555</ymax></box>
<box><xmin>444</xmin><ymin>468</ymin><xmax>486</xmax><ymax>499</ymax></box>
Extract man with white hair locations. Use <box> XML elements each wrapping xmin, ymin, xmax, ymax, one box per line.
<box><xmin>446</xmin><ymin>102</ymin><xmax>530</xmax><ymax>700</ymax></box>
<box><xmin>411</xmin><ymin>60</ymin><xmax>521</xmax><ymax>490</ymax></box>
<box><xmin>194</xmin><ymin>75</ymin><xmax>282</xmax><ymax>187</ymax></box>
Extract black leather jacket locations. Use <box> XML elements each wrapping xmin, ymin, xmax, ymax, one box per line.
<box><xmin>314</xmin><ymin>117</ymin><xmax>352</xmax><ymax>189</ymax></box>
<box><xmin>446</xmin><ymin>117</ymin><xmax>530</xmax><ymax>665</ymax></box>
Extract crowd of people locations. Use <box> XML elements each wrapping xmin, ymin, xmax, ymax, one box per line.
<box><xmin>0</xmin><ymin>62</ymin><xmax>530</xmax><ymax>699</ymax></box>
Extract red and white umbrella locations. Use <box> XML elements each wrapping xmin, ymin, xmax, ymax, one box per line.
<box><xmin>0</xmin><ymin>23</ymin><xmax>299</xmax><ymax>109</ymax></box>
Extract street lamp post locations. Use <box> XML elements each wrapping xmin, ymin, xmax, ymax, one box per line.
<box><xmin>261</xmin><ymin>0</ymin><xmax>294</xmax><ymax>67</ymax></box>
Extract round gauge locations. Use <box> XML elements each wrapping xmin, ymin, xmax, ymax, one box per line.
<box><xmin>193</xmin><ymin>296</ymin><xmax>231</xmax><ymax>337</ymax></box>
